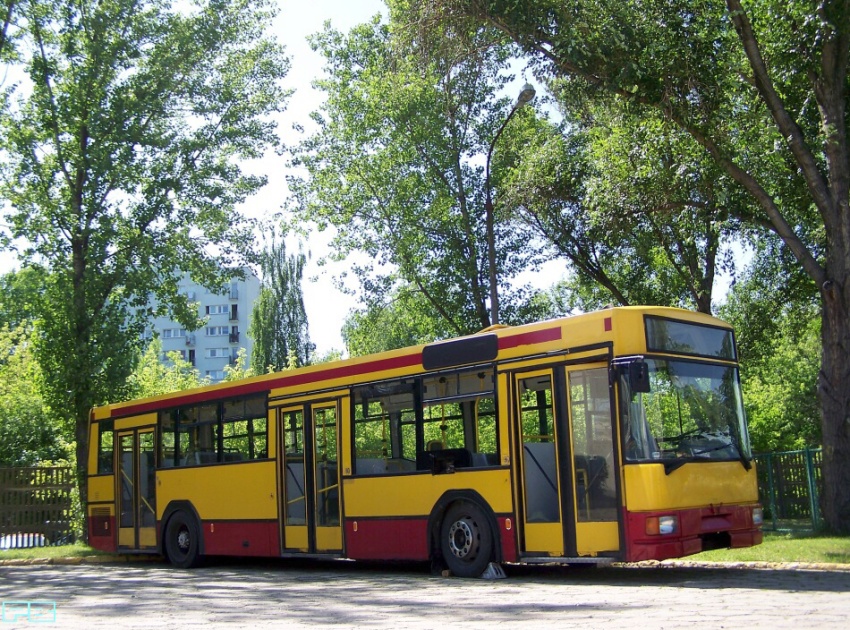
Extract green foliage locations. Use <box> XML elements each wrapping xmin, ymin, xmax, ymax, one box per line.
<box><xmin>287</xmin><ymin>15</ymin><xmax>541</xmax><ymax>335</ymax></box>
<box><xmin>503</xmin><ymin>104</ymin><xmax>748</xmax><ymax>315</ymax></box>
<box><xmin>0</xmin><ymin>0</ymin><xmax>290</xmax><ymax>500</ymax></box>
<box><xmin>248</xmin><ymin>232</ymin><xmax>314</xmax><ymax>373</ymax></box>
<box><xmin>0</xmin><ymin>324</ymin><xmax>71</xmax><ymax>466</ymax></box>
<box><xmin>310</xmin><ymin>348</ymin><xmax>345</xmax><ymax>364</ymax></box>
<box><xmin>125</xmin><ymin>339</ymin><xmax>208</xmax><ymax>399</ymax></box>
<box><xmin>342</xmin><ymin>284</ymin><xmax>453</xmax><ymax>356</ymax></box>
<box><xmin>720</xmin><ymin>241</ymin><xmax>821</xmax><ymax>452</ymax></box>
<box><xmin>0</xmin><ymin>267</ymin><xmax>47</xmax><ymax>329</ymax></box>
<box><xmin>223</xmin><ymin>347</ymin><xmax>254</xmax><ymax>382</ymax></box>
<box><xmin>742</xmin><ymin>323</ymin><xmax>821</xmax><ymax>453</ymax></box>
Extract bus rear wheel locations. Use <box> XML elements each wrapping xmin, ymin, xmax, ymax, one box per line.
<box><xmin>440</xmin><ymin>501</ymin><xmax>493</xmax><ymax>578</ymax></box>
<box><xmin>164</xmin><ymin>510</ymin><xmax>202</xmax><ymax>569</ymax></box>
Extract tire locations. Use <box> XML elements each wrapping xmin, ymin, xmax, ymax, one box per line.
<box><xmin>164</xmin><ymin>510</ymin><xmax>203</xmax><ymax>569</ymax></box>
<box><xmin>440</xmin><ymin>501</ymin><xmax>494</xmax><ymax>578</ymax></box>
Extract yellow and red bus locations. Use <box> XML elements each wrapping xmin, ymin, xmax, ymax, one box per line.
<box><xmin>87</xmin><ymin>306</ymin><xmax>762</xmax><ymax>576</ymax></box>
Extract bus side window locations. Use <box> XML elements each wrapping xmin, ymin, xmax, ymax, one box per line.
<box><xmin>352</xmin><ymin>381</ymin><xmax>416</xmax><ymax>475</ymax></box>
<box><xmin>420</xmin><ymin>369</ymin><xmax>497</xmax><ymax>469</ymax></box>
<box><xmin>98</xmin><ymin>421</ymin><xmax>114</xmax><ymax>474</ymax></box>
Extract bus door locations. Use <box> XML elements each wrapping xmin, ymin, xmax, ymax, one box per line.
<box><xmin>116</xmin><ymin>427</ymin><xmax>156</xmax><ymax>550</ymax></box>
<box><xmin>514</xmin><ymin>365</ymin><xmax>620</xmax><ymax>558</ymax></box>
<box><xmin>564</xmin><ymin>364</ymin><xmax>620</xmax><ymax>556</ymax></box>
<box><xmin>278</xmin><ymin>401</ymin><xmax>342</xmax><ymax>554</ymax></box>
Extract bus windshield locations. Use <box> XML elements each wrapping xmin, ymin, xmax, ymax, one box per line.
<box><xmin>621</xmin><ymin>359</ymin><xmax>752</xmax><ymax>463</ymax></box>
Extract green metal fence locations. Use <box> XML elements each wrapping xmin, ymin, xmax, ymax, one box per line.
<box><xmin>754</xmin><ymin>448</ymin><xmax>822</xmax><ymax>531</ymax></box>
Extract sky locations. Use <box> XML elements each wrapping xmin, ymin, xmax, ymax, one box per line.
<box><xmin>247</xmin><ymin>0</ymin><xmax>390</xmax><ymax>355</ymax></box>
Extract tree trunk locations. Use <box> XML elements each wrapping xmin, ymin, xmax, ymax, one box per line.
<box><xmin>819</xmin><ymin>273</ymin><xmax>850</xmax><ymax>533</ymax></box>
<box><xmin>75</xmin><ymin>410</ymin><xmax>89</xmax><ymax>543</ymax></box>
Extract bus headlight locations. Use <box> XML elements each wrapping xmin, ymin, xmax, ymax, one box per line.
<box><xmin>752</xmin><ymin>506</ymin><xmax>764</xmax><ymax>526</ymax></box>
<box><xmin>646</xmin><ymin>515</ymin><xmax>678</xmax><ymax>536</ymax></box>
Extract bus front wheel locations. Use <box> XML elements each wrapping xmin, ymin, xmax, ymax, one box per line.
<box><xmin>164</xmin><ymin>510</ymin><xmax>203</xmax><ymax>569</ymax></box>
<box><xmin>440</xmin><ymin>501</ymin><xmax>493</xmax><ymax>578</ymax></box>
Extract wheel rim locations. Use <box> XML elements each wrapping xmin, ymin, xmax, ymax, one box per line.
<box><xmin>176</xmin><ymin>526</ymin><xmax>191</xmax><ymax>553</ymax></box>
<box><xmin>447</xmin><ymin>517</ymin><xmax>479</xmax><ymax>560</ymax></box>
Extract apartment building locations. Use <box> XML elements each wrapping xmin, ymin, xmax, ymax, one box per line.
<box><xmin>147</xmin><ymin>271</ymin><xmax>261</xmax><ymax>382</ymax></box>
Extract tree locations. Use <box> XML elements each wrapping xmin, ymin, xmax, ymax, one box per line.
<box><xmin>0</xmin><ymin>0</ymin><xmax>290</xmax><ymax>505</ymax></box>
<box><xmin>720</xmin><ymin>238</ymin><xmax>821</xmax><ymax>452</ymax></box>
<box><xmin>249</xmin><ymin>233</ymin><xmax>314</xmax><ymax>373</ymax></box>
<box><xmin>0</xmin><ymin>267</ymin><xmax>47</xmax><ymax>329</ymax></box>
<box><xmin>287</xmin><ymin>15</ymin><xmax>540</xmax><ymax>337</ymax></box>
<box><xmin>341</xmin><ymin>282</ymin><xmax>453</xmax><ymax>356</ymax></box>
<box><xmin>0</xmin><ymin>0</ymin><xmax>15</xmax><ymax>61</ymax></box>
<box><xmin>125</xmin><ymin>339</ymin><xmax>209</xmax><ymax>400</ymax></box>
<box><xmin>501</xmin><ymin>95</ymin><xmax>750</xmax><ymax>314</ymax></box>
<box><xmin>224</xmin><ymin>347</ymin><xmax>254</xmax><ymax>381</ymax></box>
<box><xmin>412</xmin><ymin>0</ymin><xmax>850</xmax><ymax>531</ymax></box>
<box><xmin>0</xmin><ymin>323</ymin><xmax>70</xmax><ymax>466</ymax></box>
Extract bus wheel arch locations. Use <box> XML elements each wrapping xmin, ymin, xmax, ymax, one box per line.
<box><xmin>428</xmin><ymin>491</ymin><xmax>500</xmax><ymax>578</ymax></box>
<box><xmin>161</xmin><ymin>501</ymin><xmax>204</xmax><ymax>569</ymax></box>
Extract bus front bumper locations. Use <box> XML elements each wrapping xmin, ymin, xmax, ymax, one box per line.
<box><xmin>624</xmin><ymin>504</ymin><xmax>763</xmax><ymax>562</ymax></box>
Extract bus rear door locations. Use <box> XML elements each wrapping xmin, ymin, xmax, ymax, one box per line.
<box><xmin>116</xmin><ymin>427</ymin><xmax>157</xmax><ymax>551</ymax></box>
<box><xmin>277</xmin><ymin>400</ymin><xmax>343</xmax><ymax>554</ymax></box>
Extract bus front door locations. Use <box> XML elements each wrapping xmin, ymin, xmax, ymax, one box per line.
<box><xmin>278</xmin><ymin>402</ymin><xmax>342</xmax><ymax>554</ymax></box>
<box><xmin>564</xmin><ymin>365</ymin><xmax>620</xmax><ymax>557</ymax></box>
<box><xmin>116</xmin><ymin>427</ymin><xmax>156</xmax><ymax>551</ymax></box>
<box><xmin>515</xmin><ymin>365</ymin><xmax>620</xmax><ymax>559</ymax></box>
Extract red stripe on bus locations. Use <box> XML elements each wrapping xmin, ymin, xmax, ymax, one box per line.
<box><xmin>498</xmin><ymin>326</ymin><xmax>562</xmax><ymax>349</ymax></box>
<box><xmin>344</xmin><ymin>518</ymin><xmax>429</xmax><ymax>561</ymax></box>
<box><xmin>201</xmin><ymin>520</ymin><xmax>280</xmax><ymax>557</ymax></box>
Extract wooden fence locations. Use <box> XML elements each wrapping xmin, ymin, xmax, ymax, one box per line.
<box><xmin>753</xmin><ymin>448</ymin><xmax>822</xmax><ymax>531</ymax></box>
<box><xmin>0</xmin><ymin>467</ymin><xmax>75</xmax><ymax>548</ymax></box>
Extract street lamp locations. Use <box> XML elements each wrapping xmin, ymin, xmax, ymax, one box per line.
<box><xmin>484</xmin><ymin>82</ymin><xmax>536</xmax><ymax>326</ymax></box>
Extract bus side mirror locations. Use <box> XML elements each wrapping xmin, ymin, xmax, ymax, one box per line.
<box><xmin>628</xmin><ymin>360</ymin><xmax>651</xmax><ymax>393</ymax></box>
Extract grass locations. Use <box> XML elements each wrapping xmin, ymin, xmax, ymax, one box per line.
<box><xmin>0</xmin><ymin>542</ymin><xmax>110</xmax><ymax>561</ymax></box>
<box><xmin>691</xmin><ymin>531</ymin><xmax>850</xmax><ymax>564</ymax></box>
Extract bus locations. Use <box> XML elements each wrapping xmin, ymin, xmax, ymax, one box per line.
<box><xmin>87</xmin><ymin>306</ymin><xmax>763</xmax><ymax>577</ymax></box>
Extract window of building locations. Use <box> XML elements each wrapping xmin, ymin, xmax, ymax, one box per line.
<box><xmin>206</xmin><ymin>326</ymin><xmax>229</xmax><ymax>336</ymax></box>
<box><xmin>205</xmin><ymin>348</ymin><xmax>231</xmax><ymax>359</ymax></box>
<box><xmin>205</xmin><ymin>305</ymin><xmax>229</xmax><ymax>315</ymax></box>
<box><xmin>163</xmin><ymin>328</ymin><xmax>187</xmax><ymax>339</ymax></box>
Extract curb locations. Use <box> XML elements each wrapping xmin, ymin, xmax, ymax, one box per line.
<box><xmin>622</xmin><ymin>559</ymin><xmax>850</xmax><ymax>572</ymax></box>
